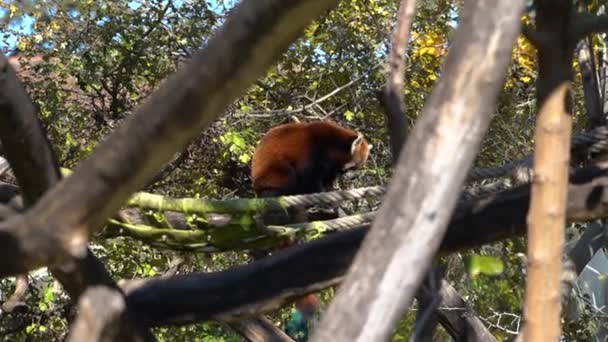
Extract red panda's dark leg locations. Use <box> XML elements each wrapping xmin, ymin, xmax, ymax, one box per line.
<box><xmin>254</xmin><ymin>164</ymin><xmax>299</xmax><ymax>196</ymax></box>
<box><xmin>250</xmin><ymin>167</ymin><xmax>307</xmax><ymax>260</ymax></box>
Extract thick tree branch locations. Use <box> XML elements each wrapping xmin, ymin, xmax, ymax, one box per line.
<box><xmin>311</xmin><ymin>1</ymin><xmax>525</xmax><ymax>341</ymax></box>
<box><xmin>143</xmin><ymin>150</ymin><xmax>190</xmax><ymax>189</ymax></box>
<box><xmin>410</xmin><ymin>268</ymin><xmax>443</xmax><ymax>342</ymax></box>
<box><xmin>435</xmin><ymin>281</ymin><xmax>498</xmax><ymax>342</ymax></box>
<box><xmin>0</xmin><ymin>56</ymin><xmax>120</xmax><ymax>309</ymax></box>
<box><xmin>572</xmin><ymin>13</ymin><xmax>608</xmax><ymax>42</ymax></box>
<box><xmin>0</xmin><ymin>0</ymin><xmax>342</xmax><ymax>277</ymax></box>
<box><xmin>126</xmin><ymin>227</ymin><xmax>366</xmax><ymax>326</ymax></box>
<box><xmin>521</xmin><ymin>24</ymin><xmax>549</xmax><ymax>50</ymax></box>
<box><xmin>534</xmin><ymin>1</ymin><xmax>575</xmax><ymax>106</ymax></box>
<box><xmin>66</xmin><ymin>286</ymin><xmax>155</xmax><ymax>342</ymax></box>
<box><xmin>522</xmin><ymin>2</ymin><xmax>574</xmax><ymax>338</ymax></box>
<box><xmin>382</xmin><ymin>0</ymin><xmax>416</xmax><ymax>156</ymax></box>
<box><xmin>413</xmin><ymin>268</ymin><xmax>497</xmax><ymax>342</ymax></box>
<box><xmin>0</xmin><ymin>58</ymin><xmax>61</xmax><ymax>205</ymax></box>
<box><xmin>123</xmin><ymin>165</ymin><xmax>608</xmax><ymax>328</ymax></box>
<box><xmin>382</xmin><ymin>4</ymin><xmax>493</xmax><ymax>338</ymax></box>
<box><xmin>524</xmin><ymin>83</ymin><xmax>572</xmax><ymax>342</ymax></box>
<box><xmin>577</xmin><ymin>37</ymin><xmax>604</xmax><ymax>129</ymax></box>
<box><xmin>230</xmin><ymin>317</ymin><xmax>295</xmax><ymax>342</ymax></box>
<box><xmin>513</xmin><ymin>222</ymin><xmax>607</xmax><ymax>342</ymax></box>
<box><xmin>1</xmin><ymin>274</ymin><xmax>28</xmax><ymax>313</ymax></box>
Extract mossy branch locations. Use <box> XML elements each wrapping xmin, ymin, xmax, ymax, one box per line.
<box><xmin>104</xmin><ymin>212</ymin><xmax>376</xmax><ymax>253</ymax></box>
<box><xmin>127</xmin><ymin>186</ymin><xmax>384</xmax><ymax>215</ymax></box>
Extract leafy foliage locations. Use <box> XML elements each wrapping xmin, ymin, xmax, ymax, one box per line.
<box><xmin>0</xmin><ymin>0</ymin><xmax>606</xmax><ymax>340</ymax></box>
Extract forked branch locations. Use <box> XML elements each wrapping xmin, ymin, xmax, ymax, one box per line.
<box><xmin>0</xmin><ymin>0</ymin><xmax>343</xmax><ymax>277</ymax></box>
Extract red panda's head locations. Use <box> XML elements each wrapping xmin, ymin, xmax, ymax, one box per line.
<box><xmin>295</xmin><ymin>293</ymin><xmax>319</xmax><ymax>319</ymax></box>
<box><xmin>344</xmin><ymin>133</ymin><xmax>372</xmax><ymax>170</ymax></box>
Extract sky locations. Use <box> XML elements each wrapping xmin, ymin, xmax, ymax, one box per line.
<box><xmin>1</xmin><ymin>0</ymin><xmax>225</xmax><ymax>51</ymax></box>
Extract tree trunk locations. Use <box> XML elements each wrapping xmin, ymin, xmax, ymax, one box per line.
<box><xmin>310</xmin><ymin>1</ymin><xmax>525</xmax><ymax>341</ymax></box>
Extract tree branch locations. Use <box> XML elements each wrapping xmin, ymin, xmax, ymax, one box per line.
<box><xmin>0</xmin><ymin>0</ymin><xmax>343</xmax><ymax>277</ymax></box>
<box><xmin>143</xmin><ymin>150</ymin><xmax>190</xmax><ymax>189</ymax></box>
<box><xmin>120</xmin><ymin>165</ymin><xmax>608</xmax><ymax>327</ymax></box>
<box><xmin>381</xmin><ymin>4</ymin><xmax>493</xmax><ymax>338</ymax></box>
<box><xmin>126</xmin><ymin>227</ymin><xmax>366</xmax><ymax>326</ymax></box>
<box><xmin>514</xmin><ymin>221</ymin><xmax>607</xmax><ymax>341</ymax></box>
<box><xmin>435</xmin><ymin>281</ymin><xmax>499</xmax><ymax>342</ymax></box>
<box><xmin>66</xmin><ymin>286</ymin><xmax>155</xmax><ymax>342</ymax></box>
<box><xmin>311</xmin><ymin>1</ymin><xmax>525</xmax><ymax>340</ymax></box>
<box><xmin>0</xmin><ymin>55</ymin><xmax>120</xmax><ymax>308</ymax></box>
<box><xmin>230</xmin><ymin>317</ymin><xmax>295</xmax><ymax>342</ymax></box>
<box><xmin>523</xmin><ymin>83</ymin><xmax>572</xmax><ymax>341</ymax></box>
<box><xmin>382</xmin><ymin>0</ymin><xmax>416</xmax><ymax>156</ymax></box>
<box><xmin>521</xmin><ymin>25</ymin><xmax>541</xmax><ymax>48</ymax></box>
<box><xmin>0</xmin><ymin>58</ymin><xmax>60</xmax><ymax>205</ymax></box>
<box><xmin>1</xmin><ymin>274</ymin><xmax>28</xmax><ymax>313</ymax></box>
<box><xmin>572</xmin><ymin>13</ymin><xmax>608</xmax><ymax>42</ymax></box>
<box><xmin>576</xmin><ymin>37</ymin><xmax>604</xmax><ymax>129</ymax></box>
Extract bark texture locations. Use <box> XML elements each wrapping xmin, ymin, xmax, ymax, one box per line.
<box><xmin>310</xmin><ymin>1</ymin><xmax>525</xmax><ymax>341</ymax></box>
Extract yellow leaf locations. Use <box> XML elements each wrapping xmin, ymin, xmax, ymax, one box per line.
<box><xmin>9</xmin><ymin>4</ymin><xmax>18</xmax><ymax>18</ymax></box>
<box><xmin>16</xmin><ymin>39</ymin><xmax>29</xmax><ymax>51</ymax></box>
<box><xmin>419</xmin><ymin>47</ymin><xmax>437</xmax><ymax>56</ymax></box>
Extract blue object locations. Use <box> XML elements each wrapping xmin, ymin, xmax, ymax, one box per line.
<box><xmin>285</xmin><ymin>310</ymin><xmax>309</xmax><ymax>342</ymax></box>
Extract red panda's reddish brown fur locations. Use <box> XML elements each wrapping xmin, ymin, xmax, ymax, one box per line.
<box><xmin>250</xmin><ymin>120</ymin><xmax>371</xmax><ymax>320</ymax></box>
<box><xmin>251</xmin><ymin>120</ymin><xmax>371</xmax><ymax>197</ymax></box>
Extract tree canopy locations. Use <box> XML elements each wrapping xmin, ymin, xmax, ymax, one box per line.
<box><xmin>1</xmin><ymin>0</ymin><xmax>608</xmax><ymax>341</ymax></box>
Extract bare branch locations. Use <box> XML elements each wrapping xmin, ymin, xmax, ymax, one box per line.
<box><xmin>515</xmin><ymin>221</ymin><xmax>607</xmax><ymax>341</ymax></box>
<box><xmin>410</xmin><ymin>269</ymin><xmax>443</xmax><ymax>342</ymax></box>
<box><xmin>230</xmin><ymin>317</ymin><xmax>295</xmax><ymax>342</ymax></box>
<box><xmin>143</xmin><ymin>150</ymin><xmax>190</xmax><ymax>189</ymax></box>
<box><xmin>246</xmin><ymin>64</ymin><xmax>381</xmax><ymax>117</ymax></box>
<box><xmin>1</xmin><ymin>274</ymin><xmax>28</xmax><ymax>313</ymax></box>
<box><xmin>0</xmin><ymin>55</ymin><xmax>121</xmax><ymax>307</ymax></box>
<box><xmin>67</xmin><ymin>286</ymin><xmax>155</xmax><ymax>342</ymax></box>
<box><xmin>576</xmin><ymin>37</ymin><xmax>604</xmax><ymax>129</ymax></box>
<box><xmin>411</xmin><ymin>267</ymin><xmax>498</xmax><ymax>342</ymax></box>
<box><xmin>572</xmin><ymin>13</ymin><xmax>608</xmax><ymax>42</ymax></box>
<box><xmin>521</xmin><ymin>24</ymin><xmax>552</xmax><ymax>49</ymax></box>
<box><xmin>0</xmin><ymin>0</ymin><xmax>342</xmax><ymax>276</ymax></box>
<box><xmin>382</xmin><ymin>0</ymin><xmax>417</xmax><ymax>156</ymax></box>
<box><xmin>523</xmin><ymin>2</ymin><xmax>575</xmax><ymax>337</ymax></box>
<box><xmin>126</xmin><ymin>227</ymin><xmax>364</xmax><ymax>326</ymax></box>
<box><xmin>0</xmin><ymin>57</ymin><xmax>61</xmax><ymax>205</ymax></box>
<box><xmin>436</xmin><ymin>281</ymin><xmax>499</xmax><ymax>342</ymax></box>
<box><xmin>311</xmin><ymin>1</ymin><xmax>525</xmax><ymax>340</ymax></box>
<box><xmin>120</xmin><ymin>165</ymin><xmax>608</xmax><ymax>327</ymax></box>
<box><xmin>523</xmin><ymin>83</ymin><xmax>571</xmax><ymax>341</ymax></box>
<box><xmin>534</xmin><ymin>0</ymin><xmax>575</xmax><ymax>105</ymax></box>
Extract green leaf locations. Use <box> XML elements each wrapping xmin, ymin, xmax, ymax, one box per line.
<box><xmin>464</xmin><ymin>255</ymin><xmax>504</xmax><ymax>277</ymax></box>
<box><xmin>240</xmin><ymin>104</ymin><xmax>252</xmax><ymax>114</ymax></box>
<box><xmin>343</xmin><ymin>110</ymin><xmax>354</xmax><ymax>121</ymax></box>
<box><xmin>238</xmin><ymin>154</ymin><xmax>250</xmax><ymax>164</ymax></box>
<box><xmin>44</xmin><ymin>286</ymin><xmax>54</xmax><ymax>303</ymax></box>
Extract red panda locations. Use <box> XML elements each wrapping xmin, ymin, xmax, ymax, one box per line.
<box><xmin>250</xmin><ymin>120</ymin><xmax>371</xmax><ymax>323</ymax></box>
<box><xmin>251</xmin><ymin>120</ymin><xmax>372</xmax><ymax>197</ymax></box>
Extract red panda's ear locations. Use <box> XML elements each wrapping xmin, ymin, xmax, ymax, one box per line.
<box><xmin>351</xmin><ymin>134</ymin><xmax>365</xmax><ymax>155</ymax></box>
